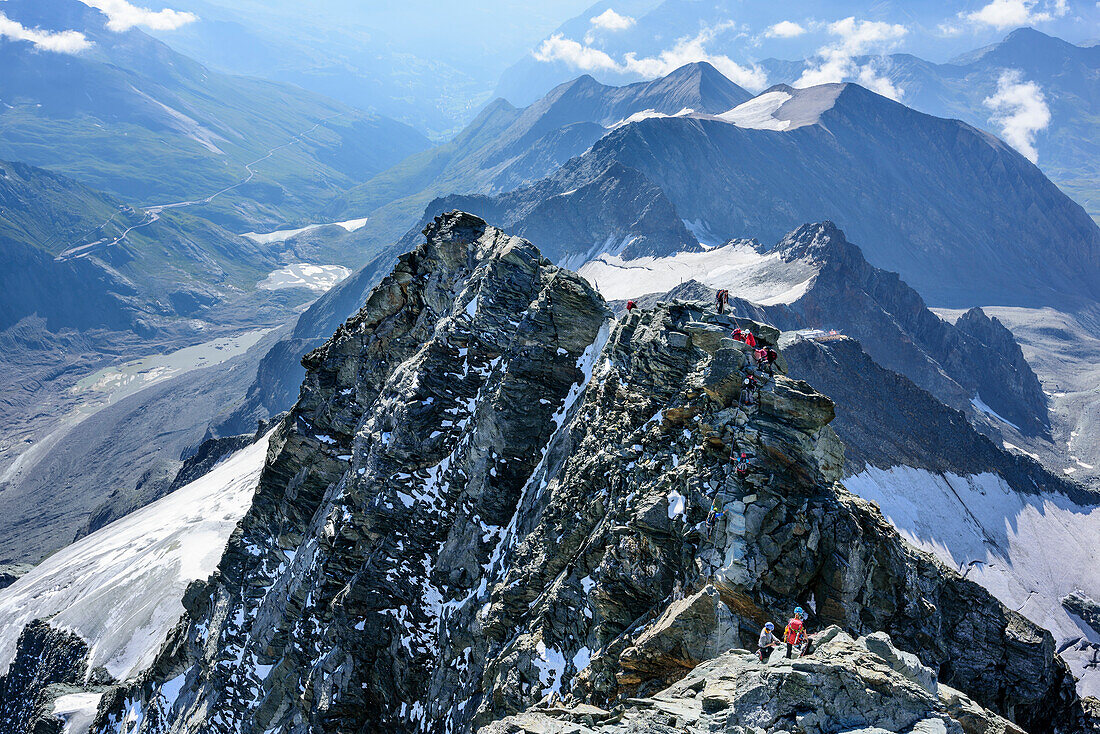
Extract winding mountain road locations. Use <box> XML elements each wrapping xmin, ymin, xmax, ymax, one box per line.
<box><xmin>54</xmin><ymin>113</ymin><xmax>345</xmax><ymax>262</ymax></box>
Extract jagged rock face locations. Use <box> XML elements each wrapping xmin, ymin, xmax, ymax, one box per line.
<box><xmin>91</xmin><ymin>213</ymin><xmax>610</xmax><ymax>733</ymax></box>
<box><xmin>461</xmin><ymin>300</ymin><xmax>1075</xmax><ymax>733</ymax></box>
<box><xmin>92</xmin><ymin>214</ymin><xmax>1087</xmax><ymax>734</ymax></box>
<box><xmin>0</xmin><ymin>620</ymin><xmax>91</xmax><ymax>734</ymax></box>
<box><xmin>1063</xmin><ymin>592</ymin><xmax>1100</xmax><ymax>637</ymax></box>
<box><xmin>779</xmin><ymin>336</ymin><xmax>1088</xmax><ymax>504</ymax></box>
<box><xmin>769</xmin><ymin>222</ymin><xmax>1049</xmax><ymax>436</ymax></box>
<box><xmin>482</xmin><ymin>627</ymin><xmax>1027</xmax><ymax>734</ymax></box>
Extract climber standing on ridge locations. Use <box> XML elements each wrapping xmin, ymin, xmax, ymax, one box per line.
<box><xmin>736</xmin><ymin>453</ymin><xmax>750</xmax><ymax>478</ymax></box>
<box><xmin>758</xmin><ymin>622</ymin><xmax>779</xmax><ymax>662</ymax></box>
<box><xmin>716</xmin><ymin>289</ymin><xmax>730</xmax><ymax>314</ymax></box>
<box><xmin>706</xmin><ymin>501</ymin><xmax>724</xmax><ymax>539</ymax></box>
<box><xmin>784</xmin><ymin>608</ymin><xmax>807</xmax><ymax>658</ymax></box>
<box><xmin>740</xmin><ymin>381</ymin><xmax>755</xmax><ymax>407</ymax></box>
<box><xmin>754</xmin><ymin>347</ymin><xmax>768</xmax><ymax>370</ymax></box>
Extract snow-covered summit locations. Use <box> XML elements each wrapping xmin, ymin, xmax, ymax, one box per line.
<box><xmin>714</xmin><ymin>83</ymin><xmax>846</xmax><ymax>131</ymax></box>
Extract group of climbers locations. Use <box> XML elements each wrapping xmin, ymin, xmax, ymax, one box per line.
<box><xmin>758</xmin><ymin>607</ymin><xmax>813</xmax><ymax>661</ymax></box>
<box><xmin>730</xmin><ymin>326</ymin><xmax>756</xmax><ymax>347</ymax></box>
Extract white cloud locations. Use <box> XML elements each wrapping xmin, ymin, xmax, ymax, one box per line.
<box><xmin>535</xmin><ymin>23</ymin><xmax>768</xmax><ymax>91</ymax></box>
<box><xmin>584</xmin><ymin>8</ymin><xmax>636</xmax><ymax>43</ymax></box>
<box><xmin>983</xmin><ymin>69</ymin><xmax>1050</xmax><ymax>162</ymax></box>
<box><xmin>961</xmin><ymin>0</ymin><xmax>1069</xmax><ymax>30</ymax></box>
<box><xmin>589</xmin><ymin>8</ymin><xmax>635</xmax><ymax>32</ymax></box>
<box><xmin>535</xmin><ymin>35</ymin><xmax>621</xmax><ymax>73</ymax></box>
<box><xmin>0</xmin><ymin>12</ymin><xmax>91</xmax><ymax>53</ymax></box>
<box><xmin>78</xmin><ymin>0</ymin><xmax>197</xmax><ymax>32</ymax></box>
<box><xmin>765</xmin><ymin>20</ymin><xmax>807</xmax><ymax>38</ymax></box>
<box><xmin>794</xmin><ymin>17</ymin><xmax>908</xmax><ymax>100</ymax></box>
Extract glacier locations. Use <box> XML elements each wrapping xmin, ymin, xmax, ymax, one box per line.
<box><xmin>0</xmin><ymin>435</ymin><xmax>270</xmax><ymax>683</ymax></box>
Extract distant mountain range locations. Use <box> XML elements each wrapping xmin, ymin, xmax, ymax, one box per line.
<box><xmin>498</xmin><ymin>9</ymin><xmax>1100</xmax><ymax>222</ymax></box>
<box><xmin>324</xmin><ymin>62</ymin><xmax>753</xmax><ymax>247</ymax></box>
<box><xmin>0</xmin><ymin>0</ymin><xmax>430</xmax><ymax>232</ymax></box>
<box><xmin>415</xmin><ymin>75</ymin><xmax>1100</xmax><ymax>308</ymax></box>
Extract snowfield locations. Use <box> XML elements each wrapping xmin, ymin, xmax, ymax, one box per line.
<box><xmin>716</xmin><ymin>91</ymin><xmax>793</xmax><ymax>130</ymax></box>
<box><xmin>844</xmin><ymin>466</ymin><xmax>1100</xmax><ymax>697</ymax></box>
<box><xmin>714</xmin><ymin>84</ymin><xmax>845</xmax><ymax>132</ymax></box>
<box><xmin>0</xmin><ymin>435</ymin><xmax>270</xmax><ymax>682</ymax></box>
<box><xmin>577</xmin><ymin>240</ymin><xmax>818</xmax><ymax>304</ymax></box>
<box><xmin>240</xmin><ymin>216</ymin><xmax>368</xmax><ymax>244</ymax></box>
<box><xmin>258</xmin><ymin>263</ymin><xmax>352</xmax><ymax>292</ymax></box>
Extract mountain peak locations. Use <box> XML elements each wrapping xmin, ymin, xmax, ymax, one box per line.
<box><xmin>661</xmin><ymin>60</ymin><xmax>723</xmax><ymax>83</ymax></box>
<box><xmin>635</xmin><ymin>61</ymin><xmax>753</xmax><ymax>113</ymax></box>
<box><xmin>547</xmin><ymin>73</ymin><xmax>606</xmax><ymax>99</ymax></box>
<box><xmin>950</xmin><ymin>26</ymin><xmax>1086</xmax><ymax>65</ymax></box>
<box><xmin>770</xmin><ymin>221</ymin><xmax>850</xmax><ymax>260</ymax></box>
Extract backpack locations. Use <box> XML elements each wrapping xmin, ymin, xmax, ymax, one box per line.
<box><xmin>784</xmin><ymin>618</ymin><xmax>804</xmax><ymax>644</ymax></box>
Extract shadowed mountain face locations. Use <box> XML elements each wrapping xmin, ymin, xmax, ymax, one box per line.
<box><xmin>0</xmin><ymin>0</ymin><xmax>429</xmax><ymax>231</ymax></box>
<box><xmin>759</xmin><ymin>29</ymin><xmax>1100</xmax><ymax>223</ymax></box>
<box><xmin>767</xmin><ymin>223</ymin><xmax>1050</xmax><ymax>437</ymax></box>
<box><xmin>782</xmin><ymin>335</ymin><xmax>1075</xmax><ymax>496</ymax></box>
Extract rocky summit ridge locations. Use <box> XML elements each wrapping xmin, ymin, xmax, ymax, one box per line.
<box><xmin>486</xmin><ymin>623</ymin><xmax>1034</xmax><ymax>734</ymax></box>
<box><xmin>48</xmin><ymin>212</ymin><xmax>1097</xmax><ymax>734</ymax></box>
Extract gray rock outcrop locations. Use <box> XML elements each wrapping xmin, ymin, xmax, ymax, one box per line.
<box><xmin>1063</xmin><ymin>592</ymin><xmax>1100</xmax><ymax>637</ymax></box>
<box><xmin>483</xmin><ymin>628</ymin><xmax>1026</xmax><ymax>734</ymax></box>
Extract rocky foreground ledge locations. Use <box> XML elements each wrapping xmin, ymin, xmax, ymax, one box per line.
<box><xmin>485</xmin><ymin>621</ymin><xmax>1033</xmax><ymax>734</ymax></box>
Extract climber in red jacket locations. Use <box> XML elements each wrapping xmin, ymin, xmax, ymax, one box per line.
<box><xmin>744</xmin><ymin>331</ymin><xmax>757</xmax><ymax>348</ymax></box>
<box><xmin>626</xmin><ymin>300</ymin><xmax>637</xmax><ymax>312</ymax></box>
<box><xmin>785</xmin><ymin>608</ymin><xmax>808</xmax><ymax>658</ymax></box>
